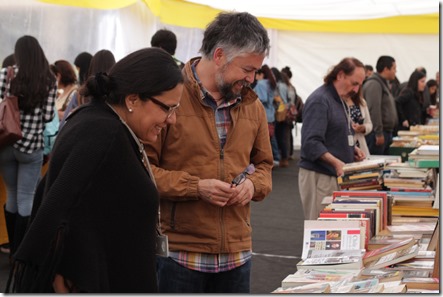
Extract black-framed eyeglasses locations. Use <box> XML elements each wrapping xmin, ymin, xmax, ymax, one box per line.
<box><xmin>148</xmin><ymin>96</ymin><xmax>180</xmax><ymax>119</ymax></box>
<box><xmin>231</xmin><ymin>164</ymin><xmax>256</xmax><ymax>187</ymax></box>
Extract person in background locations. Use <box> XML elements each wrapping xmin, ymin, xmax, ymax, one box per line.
<box><xmin>345</xmin><ymin>87</ymin><xmax>373</xmax><ymax>157</ymax></box>
<box><xmin>299</xmin><ymin>57</ymin><xmax>366</xmax><ymax>220</ymax></box>
<box><xmin>145</xmin><ymin>11</ymin><xmax>272</xmax><ymax>294</ymax></box>
<box><xmin>0</xmin><ymin>53</ymin><xmax>17</xmax><ymax>255</ymax></box>
<box><xmin>73</xmin><ymin>52</ymin><xmax>92</xmax><ymax>85</ymax></box>
<box><xmin>271</xmin><ymin>67</ymin><xmax>290</xmax><ymax>168</ymax></box>
<box><xmin>151</xmin><ymin>28</ymin><xmax>185</xmax><ymax>69</ymax></box>
<box><xmin>0</xmin><ymin>35</ymin><xmax>57</xmax><ymax>258</ymax></box>
<box><xmin>2</xmin><ymin>54</ymin><xmax>15</xmax><ymax>68</ymax></box>
<box><xmin>395</xmin><ymin>70</ymin><xmax>427</xmax><ymax>129</ymax></box>
<box><xmin>7</xmin><ymin>47</ymin><xmax>184</xmax><ymax>293</ymax></box>
<box><xmin>281</xmin><ymin>66</ymin><xmax>298</xmax><ymax>159</ymax></box>
<box><xmin>280</xmin><ymin>71</ymin><xmax>297</xmax><ymax>161</ymax></box>
<box><xmin>426</xmin><ymin>79</ymin><xmax>438</xmax><ymax>106</ymax></box>
<box><xmin>362</xmin><ymin>55</ymin><xmax>398</xmax><ymax>155</ymax></box>
<box><xmin>60</xmin><ymin>49</ymin><xmax>116</xmax><ymax>129</ymax></box>
<box><xmin>364</xmin><ymin>64</ymin><xmax>374</xmax><ymax>79</ymax></box>
<box><xmin>253</xmin><ymin>65</ymin><xmax>280</xmax><ymax>166</ymax></box>
<box><xmin>50</xmin><ymin>60</ymin><xmax>78</xmax><ymax>120</ymax></box>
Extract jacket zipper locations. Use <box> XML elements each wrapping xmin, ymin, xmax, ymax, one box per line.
<box><xmin>220</xmin><ymin>148</ymin><xmax>225</xmax><ymax>251</ymax></box>
<box><xmin>170</xmin><ymin>202</ymin><xmax>176</xmax><ymax>230</ymax></box>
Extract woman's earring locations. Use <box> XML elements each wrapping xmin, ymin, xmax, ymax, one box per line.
<box><xmin>128</xmin><ymin>108</ymin><xmax>133</xmax><ymax>113</ymax></box>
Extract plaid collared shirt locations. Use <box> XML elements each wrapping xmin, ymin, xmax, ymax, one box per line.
<box><xmin>0</xmin><ymin>66</ymin><xmax>57</xmax><ymax>153</ymax></box>
<box><xmin>167</xmin><ymin>60</ymin><xmax>251</xmax><ymax>273</ymax></box>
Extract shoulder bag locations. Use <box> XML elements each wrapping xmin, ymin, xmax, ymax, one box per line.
<box><xmin>0</xmin><ymin>67</ymin><xmax>22</xmax><ymax>149</ymax></box>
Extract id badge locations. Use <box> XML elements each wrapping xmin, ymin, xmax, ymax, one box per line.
<box><xmin>348</xmin><ymin>135</ymin><xmax>354</xmax><ymax>146</ymax></box>
<box><xmin>155</xmin><ymin>234</ymin><xmax>169</xmax><ymax>257</ymax></box>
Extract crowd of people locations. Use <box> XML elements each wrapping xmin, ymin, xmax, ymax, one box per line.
<box><xmin>0</xmin><ymin>10</ymin><xmax>439</xmax><ymax>294</ymax></box>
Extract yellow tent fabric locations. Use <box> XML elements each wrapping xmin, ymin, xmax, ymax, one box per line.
<box><xmin>38</xmin><ymin>0</ymin><xmax>439</xmax><ymax>34</ymax></box>
<box><xmin>38</xmin><ymin>0</ymin><xmax>137</xmax><ymax>10</ymax></box>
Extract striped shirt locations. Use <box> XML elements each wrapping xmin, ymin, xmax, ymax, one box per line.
<box><xmin>167</xmin><ymin>60</ymin><xmax>251</xmax><ymax>273</ymax></box>
<box><xmin>0</xmin><ymin>66</ymin><xmax>57</xmax><ymax>154</ymax></box>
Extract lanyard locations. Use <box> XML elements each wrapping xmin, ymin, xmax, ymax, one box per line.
<box><xmin>340</xmin><ymin>97</ymin><xmax>352</xmax><ymax>135</ymax></box>
<box><xmin>340</xmin><ymin>97</ymin><xmax>355</xmax><ymax>147</ymax></box>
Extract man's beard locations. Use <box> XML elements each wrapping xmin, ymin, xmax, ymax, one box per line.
<box><xmin>215</xmin><ymin>66</ymin><xmax>249</xmax><ymax>101</ymax></box>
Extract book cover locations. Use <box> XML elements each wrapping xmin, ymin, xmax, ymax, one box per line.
<box><xmin>387</xmin><ymin>222</ymin><xmax>437</xmax><ymax>235</ymax></box>
<box><xmin>297</xmin><ymin>250</ymin><xmax>364</xmax><ymax>270</ymax></box>
<box><xmin>364</xmin><ymin>244</ymin><xmax>419</xmax><ymax>270</ymax></box>
<box><xmin>363</xmin><ymin>237</ymin><xmax>416</xmax><ymax>265</ymax></box>
<box><xmin>317</xmin><ymin>217</ymin><xmax>369</xmax><ymax>250</ymax></box>
<box><xmin>368</xmin><ymin>234</ymin><xmax>422</xmax><ymax>250</ymax></box>
<box><xmin>342</xmin><ymin>159</ymin><xmax>385</xmax><ymax>174</ymax></box>
<box><xmin>402</xmin><ymin>277</ymin><xmax>439</xmax><ymax>290</ymax></box>
<box><xmin>272</xmin><ymin>282</ymin><xmax>331</xmax><ymax>293</ymax></box>
<box><xmin>416</xmin><ymin>144</ymin><xmax>439</xmax><ymax>155</ymax></box>
<box><xmin>281</xmin><ymin>269</ymin><xmax>360</xmax><ymax>288</ymax></box>
<box><xmin>302</xmin><ymin>220</ymin><xmax>363</xmax><ymax>260</ymax></box>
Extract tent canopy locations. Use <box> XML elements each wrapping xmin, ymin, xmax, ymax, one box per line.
<box><xmin>35</xmin><ymin>0</ymin><xmax>439</xmax><ymax>33</ymax></box>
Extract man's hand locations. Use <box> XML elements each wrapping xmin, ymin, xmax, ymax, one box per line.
<box><xmin>197</xmin><ymin>179</ymin><xmax>234</xmax><ymax>207</ymax></box>
<box><xmin>375</xmin><ymin>134</ymin><xmax>385</xmax><ymax>146</ymax></box>
<box><xmin>354</xmin><ymin>146</ymin><xmax>365</xmax><ymax>161</ymax></box>
<box><xmin>227</xmin><ymin>179</ymin><xmax>255</xmax><ymax>206</ymax></box>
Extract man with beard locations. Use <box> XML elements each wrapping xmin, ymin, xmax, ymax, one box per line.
<box><xmin>298</xmin><ymin>57</ymin><xmax>366</xmax><ymax>220</ymax></box>
<box><xmin>144</xmin><ymin>12</ymin><xmax>272</xmax><ymax>293</ymax></box>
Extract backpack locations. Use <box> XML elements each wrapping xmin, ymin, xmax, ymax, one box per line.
<box><xmin>294</xmin><ymin>94</ymin><xmax>304</xmax><ymax>123</ymax></box>
<box><xmin>43</xmin><ymin>112</ymin><xmax>59</xmax><ymax>156</ymax></box>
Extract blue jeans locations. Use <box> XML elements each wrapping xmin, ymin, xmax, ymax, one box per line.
<box><xmin>365</xmin><ymin>131</ymin><xmax>393</xmax><ymax>155</ymax></box>
<box><xmin>275</xmin><ymin>122</ymin><xmax>290</xmax><ymax>159</ymax></box>
<box><xmin>156</xmin><ymin>256</ymin><xmax>251</xmax><ymax>293</ymax></box>
<box><xmin>0</xmin><ymin>146</ymin><xmax>43</xmax><ymax>216</ymax></box>
<box><xmin>270</xmin><ymin>134</ymin><xmax>280</xmax><ymax>161</ymax></box>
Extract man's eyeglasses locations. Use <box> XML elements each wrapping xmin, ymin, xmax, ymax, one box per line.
<box><xmin>231</xmin><ymin>164</ymin><xmax>256</xmax><ymax>187</ymax></box>
<box><xmin>148</xmin><ymin>96</ymin><xmax>180</xmax><ymax>119</ymax></box>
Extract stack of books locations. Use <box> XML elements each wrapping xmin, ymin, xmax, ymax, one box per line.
<box><xmin>322</xmin><ymin>191</ymin><xmax>389</xmax><ymax>239</ymax></box>
<box><xmin>408</xmin><ymin>145</ymin><xmax>439</xmax><ymax>168</ymax></box>
<box><xmin>337</xmin><ymin>159</ymin><xmax>385</xmax><ymax>190</ymax></box>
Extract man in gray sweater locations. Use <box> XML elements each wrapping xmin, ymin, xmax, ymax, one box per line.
<box><xmin>363</xmin><ymin>56</ymin><xmax>398</xmax><ymax>155</ymax></box>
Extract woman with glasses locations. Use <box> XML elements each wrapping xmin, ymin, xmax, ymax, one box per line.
<box><xmin>7</xmin><ymin>47</ymin><xmax>184</xmax><ymax>293</ymax></box>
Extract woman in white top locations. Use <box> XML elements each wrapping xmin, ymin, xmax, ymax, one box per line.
<box><xmin>346</xmin><ymin>87</ymin><xmax>373</xmax><ymax>157</ymax></box>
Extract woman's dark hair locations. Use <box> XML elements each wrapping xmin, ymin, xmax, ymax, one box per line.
<box><xmin>324</xmin><ymin>57</ymin><xmax>364</xmax><ymax>85</ymax></box>
<box><xmin>2</xmin><ymin>54</ymin><xmax>15</xmax><ymax>68</ymax></box>
<box><xmin>405</xmin><ymin>70</ymin><xmax>426</xmax><ymax>104</ymax></box>
<box><xmin>87</xmin><ymin>50</ymin><xmax>116</xmax><ymax>78</ymax></box>
<box><xmin>74</xmin><ymin>52</ymin><xmax>93</xmax><ymax>85</ymax></box>
<box><xmin>350</xmin><ymin>84</ymin><xmax>364</xmax><ymax>107</ymax></box>
<box><xmin>81</xmin><ymin>47</ymin><xmax>183</xmax><ymax>105</ymax></box>
<box><xmin>78</xmin><ymin>50</ymin><xmax>116</xmax><ymax>105</ymax></box>
<box><xmin>281</xmin><ymin>66</ymin><xmax>292</xmax><ymax>79</ymax></box>
<box><xmin>271</xmin><ymin>67</ymin><xmax>282</xmax><ymax>83</ymax></box>
<box><xmin>52</xmin><ymin>60</ymin><xmax>77</xmax><ymax>86</ymax></box>
<box><xmin>150</xmin><ymin>29</ymin><xmax>177</xmax><ymax>56</ymax></box>
<box><xmin>11</xmin><ymin>35</ymin><xmax>56</xmax><ymax>113</ymax></box>
<box><xmin>260</xmin><ymin>64</ymin><xmax>276</xmax><ymax>90</ymax></box>
<box><xmin>427</xmin><ymin>79</ymin><xmax>438</xmax><ymax>105</ymax></box>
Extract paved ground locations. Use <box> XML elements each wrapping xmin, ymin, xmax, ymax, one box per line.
<box><xmin>0</xmin><ymin>150</ymin><xmax>304</xmax><ymax>293</ymax></box>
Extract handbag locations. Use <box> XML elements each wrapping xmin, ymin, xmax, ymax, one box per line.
<box><xmin>274</xmin><ymin>94</ymin><xmax>287</xmax><ymax>122</ymax></box>
<box><xmin>285</xmin><ymin>103</ymin><xmax>298</xmax><ymax>124</ymax></box>
<box><xmin>0</xmin><ymin>67</ymin><xmax>22</xmax><ymax>149</ymax></box>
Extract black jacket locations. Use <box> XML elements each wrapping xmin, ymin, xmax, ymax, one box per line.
<box><xmin>10</xmin><ymin>101</ymin><xmax>159</xmax><ymax>293</ymax></box>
